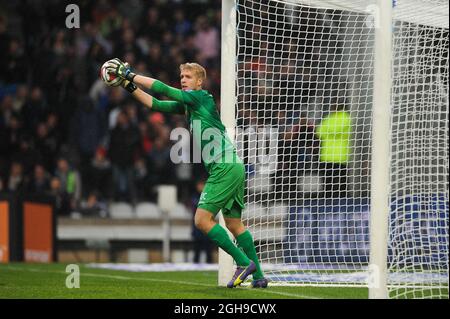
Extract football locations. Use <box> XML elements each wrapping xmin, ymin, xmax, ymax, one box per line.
<box><xmin>100</xmin><ymin>61</ymin><xmax>124</xmax><ymax>87</ymax></box>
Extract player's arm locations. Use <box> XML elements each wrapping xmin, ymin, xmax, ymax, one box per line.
<box><xmin>106</xmin><ymin>58</ymin><xmax>196</xmax><ymax>105</ymax></box>
<box><xmin>122</xmin><ymin>80</ymin><xmax>185</xmax><ymax>114</ymax></box>
<box><xmin>133</xmin><ymin>75</ymin><xmax>196</xmax><ymax>106</ymax></box>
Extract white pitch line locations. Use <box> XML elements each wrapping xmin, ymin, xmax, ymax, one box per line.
<box><xmin>82</xmin><ymin>272</ymin><xmax>214</xmax><ymax>288</ymax></box>
<box><xmin>3</xmin><ymin>265</ymin><xmax>320</xmax><ymax>299</ymax></box>
<box><xmin>81</xmin><ymin>272</ymin><xmax>320</xmax><ymax>299</ymax></box>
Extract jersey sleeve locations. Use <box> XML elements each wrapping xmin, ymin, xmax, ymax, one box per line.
<box><xmin>152</xmin><ymin>80</ymin><xmax>200</xmax><ymax>107</ymax></box>
<box><xmin>151</xmin><ymin>97</ymin><xmax>185</xmax><ymax>114</ymax></box>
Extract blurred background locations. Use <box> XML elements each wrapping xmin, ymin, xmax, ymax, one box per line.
<box><xmin>0</xmin><ymin>0</ymin><xmax>223</xmax><ymax>206</ymax></box>
<box><xmin>0</xmin><ymin>0</ymin><xmax>222</xmax><ymax>264</ymax></box>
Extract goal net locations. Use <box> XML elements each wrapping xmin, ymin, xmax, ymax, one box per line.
<box><xmin>231</xmin><ymin>0</ymin><xmax>449</xmax><ymax>298</ymax></box>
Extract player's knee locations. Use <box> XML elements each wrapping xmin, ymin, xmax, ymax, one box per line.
<box><xmin>194</xmin><ymin>214</ymin><xmax>203</xmax><ymax>230</ymax></box>
<box><xmin>194</xmin><ymin>213</ymin><xmax>210</xmax><ymax>233</ymax></box>
<box><xmin>225</xmin><ymin>220</ymin><xmax>245</xmax><ymax>236</ymax></box>
<box><xmin>224</xmin><ymin>222</ymin><xmax>235</xmax><ymax>234</ymax></box>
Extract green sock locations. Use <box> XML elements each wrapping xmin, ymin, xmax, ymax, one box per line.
<box><xmin>236</xmin><ymin>230</ymin><xmax>264</xmax><ymax>280</ymax></box>
<box><xmin>207</xmin><ymin>224</ymin><xmax>250</xmax><ymax>267</ymax></box>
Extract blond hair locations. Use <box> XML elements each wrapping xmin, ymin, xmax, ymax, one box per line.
<box><xmin>179</xmin><ymin>63</ymin><xmax>207</xmax><ymax>82</ymax></box>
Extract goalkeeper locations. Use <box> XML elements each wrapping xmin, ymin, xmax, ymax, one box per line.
<box><xmin>104</xmin><ymin>58</ymin><xmax>268</xmax><ymax>288</ymax></box>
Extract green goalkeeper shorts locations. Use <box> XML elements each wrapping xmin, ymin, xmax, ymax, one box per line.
<box><xmin>197</xmin><ymin>160</ymin><xmax>246</xmax><ymax>219</ymax></box>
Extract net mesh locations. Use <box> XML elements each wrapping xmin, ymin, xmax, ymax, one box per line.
<box><xmin>389</xmin><ymin>4</ymin><xmax>449</xmax><ymax>298</ymax></box>
<box><xmin>234</xmin><ymin>0</ymin><xmax>449</xmax><ymax>298</ymax></box>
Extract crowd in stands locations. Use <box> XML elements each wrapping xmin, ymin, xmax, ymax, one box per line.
<box><xmin>0</xmin><ymin>0</ymin><xmax>221</xmax><ymax>216</ymax></box>
<box><xmin>0</xmin><ymin>0</ymin><xmax>352</xmax><ymax>218</ymax></box>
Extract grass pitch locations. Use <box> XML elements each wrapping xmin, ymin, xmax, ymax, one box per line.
<box><xmin>0</xmin><ymin>263</ymin><xmax>368</xmax><ymax>299</ymax></box>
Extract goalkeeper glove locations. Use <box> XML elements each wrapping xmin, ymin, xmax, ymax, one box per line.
<box><xmin>106</xmin><ymin>58</ymin><xmax>136</xmax><ymax>82</ymax></box>
<box><xmin>120</xmin><ymin>63</ymin><xmax>137</xmax><ymax>93</ymax></box>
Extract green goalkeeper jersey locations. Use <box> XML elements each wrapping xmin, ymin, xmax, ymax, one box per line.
<box><xmin>152</xmin><ymin>80</ymin><xmax>238</xmax><ymax>173</ymax></box>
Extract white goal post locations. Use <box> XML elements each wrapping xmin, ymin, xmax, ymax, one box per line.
<box><xmin>219</xmin><ymin>0</ymin><xmax>238</xmax><ymax>286</ymax></box>
<box><xmin>369</xmin><ymin>0</ymin><xmax>392</xmax><ymax>299</ymax></box>
<box><xmin>220</xmin><ymin>0</ymin><xmax>449</xmax><ymax>299</ymax></box>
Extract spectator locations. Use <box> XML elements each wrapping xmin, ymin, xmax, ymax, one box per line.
<box><xmin>138</xmin><ymin>121</ymin><xmax>153</xmax><ymax>157</ymax></box>
<box><xmin>295</xmin><ymin>117</ymin><xmax>321</xmax><ymax>165</ymax></box>
<box><xmin>161</xmin><ymin>31</ymin><xmax>175</xmax><ymax>58</ymax></box>
<box><xmin>147</xmin><ymin>112</ymin><xmax>170</xmax><ymax>141</ymax></box>
<box><xmin>108</xmin><ymin>110</ymin><xmax>140</xmax><ymax>202</ymax></box>
<box><xmin>12</xmin><ymin>85</ymin><xmax>28</xmax><ymax>113</ymax></box>
<box><xmin>27</xmin><ymin>163</ymin><xmax>50</xmax><ymax>194</ymax></box>
<box><xmin>34</xmin><ymin>122</ymin><xmax>58</xmax><ymax>171</ymax></box>
<box><xmin>1</xmin><ymin>95</ymin><xmax>14</xmax><ymax>128</ymax></box>
<box><xmin>279</xmin><ymin>114</ymin><xmax>322</xmax><ymax>198</ymax></box>
<box><xmin>6</xmin><ymin>161</ymin><xmax>25</xmax><ymax>193</ymax></box>
<box><xmin>86</xmin><ymin>38</ymin><xmax>111</xmax><ymax>86</ymax></box>
<box><xmin>173</xmin><ymin>9</ymin><xmax>192</xmax><ymax>37</ymax></box>
<box><xmin>114</xmin><ymin>27</ymin><xmax>142</xmax><ymax>61</ymax></box>
<box><xmin>12</xmin><ymin>134</ymin><xmax>38</xmax><ymax>177</ymax></box>
<box><xmin>49</xmin><ymin>55</ymin><xmax>79</xmax><ymax>119</ymax></box>
<box><xmin>71</xmin><ymin>96</ymin><xmax>107</xmax><ymax>187</ymax></box>
<box><xmin>0</xmin><ymin>16</ymin><xmax>10</xmax><ymax>83</ymax></box>
<box><xmin>3</xmin><ymin>113</ymin><xmax>23</xmax><ymax>158</ymax></box>
<box><xmin>96</xmin><ymin>3</ymin><xmax>122</xmax><ymax>39</ymax></box>
<box><xmin>134</xmin><ymin>157</ymin><xmax>150</xmax><ymax>201</ymax></box>
<box><xmin>193</xmin><ymin>16</ymin><xmax>219</xmax><ymax>68</ymax></box>
<box><xmin>21</xmin><ymin>87</ymin><xmax>48</xmax><ymax>134</ymax></box>
<box><xmin>54</xmin><ymin>157</ymin><xmax>82</xmax><ymax>208</ymax></box>
<box><xmin>89</xmin><ymin>146</ymin><xmax>112</xmax><ymax>200</ymax></box>
<box><xmin>117</xmin><ymin>0</ymin><xmax>143</xmax><ymax>23</ymax></box>
<box><xmin>49</xmin><ymin>176</ymin><xmax>72</xmax><ymax>216</ymax></box>
<box><xmin>147</xmin><ymin>43</ymin><xmax>164</xmax><ymax>76</ymax></box>
<box><xmin>182</xmin><ymin>34</ymin><xmax>199</xmax><ymax>62</ymax></box>
<box><xmin>77</xmin><ymin>191</ymin><xmax>109</xmax><ymax>218</ymax></box>
<box><xmin>0</xmin><ymin>2</ymin><xmax>224</xmax><ymax>208</ymax></box>
<box><xmin>106</xmin><ymin>88</ymin><xmax>126</xmax><ymax>128</ymax></box>
<box><xmin>46</xmin><ymin>113</ymin><xmax>63</xmax><ymax>152</ymax></box>
<box><xmin>125</xmin><ymin>102</ymin><xmax>139</xmax><ymax>126</ymax></box>
<box><xmin>139</xmin><ymin>7</ymin><xmax>164</xmax><ymax>42</ymax></box>
<box><xmin>147</xmin><ymin>137</ymin><xmax>175</xmax><ymax>186</ymax></box>
<box><xmin>316</xmin><ymin>102</ymin><xmax>352</xmax><ymax>198</ymax></box>
<box><xmin>4</xmin><ymin>38</ymin><xmax>27</xmax><ymax>84</ymax></box>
